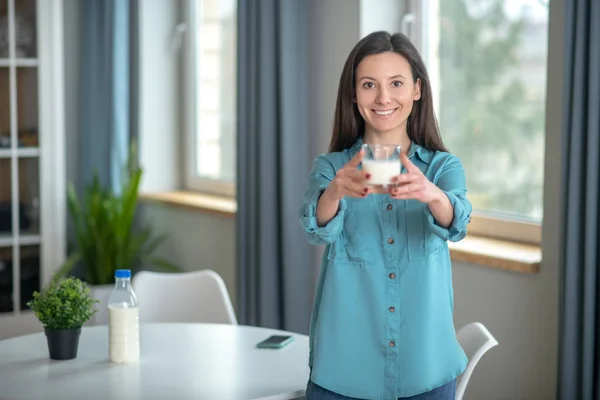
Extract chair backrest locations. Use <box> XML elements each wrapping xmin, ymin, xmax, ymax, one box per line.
<box><xmin>132</xmin><ymin>270</ymin><xmax>238</xmax><ymax>325</ymax></box>
<box><xmin>455</xmin><ymin>322</ymin><xmax>498</xmax><ymax>400</ymax></box>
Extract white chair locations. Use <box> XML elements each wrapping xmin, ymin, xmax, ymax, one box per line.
<box><xmin>132</xmin><ymin>269</ymin><xmax>238</xmax><ymax>325</ymax></box>
<box><xmin>456</xmin><ymin>322</ymin><xmax>498</xmax><ymax>400</ymax></box>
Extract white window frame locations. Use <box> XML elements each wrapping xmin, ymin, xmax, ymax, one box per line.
<box><xmin>403</xmin><ymin>0</ymin><xmax>544</xmax><ymax>245</ymax></box>
<box><xmin>182</xmin><ymin>0</ymin><xmax>235</xmax><ymax>198</ymax></box>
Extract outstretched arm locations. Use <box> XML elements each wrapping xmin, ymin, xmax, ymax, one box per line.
<box><xmin>390</xmin><ymin>153</ymin><xmax>471</xmax><ymax>242</ymax></box>
<box><xmin>299</xmin><ymin>150</ymin><xmax>370</xmax><ymax>245</ymax></box>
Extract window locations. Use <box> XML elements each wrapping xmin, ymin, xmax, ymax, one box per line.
<box><xmin>407</xmin><ymin>0</ymin><xmax>549</xmax><ymax>244</ymax></box>
<box><xmin>184</xmin><ymin>0</ymin><xmax>236</xmax><ymax>197</ymax></box>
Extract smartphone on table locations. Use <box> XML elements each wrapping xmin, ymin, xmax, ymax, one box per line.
<box><xmin>256</xmin><ymin>335</ymin><xmax>294</xmax><ymax>349</ymax></box>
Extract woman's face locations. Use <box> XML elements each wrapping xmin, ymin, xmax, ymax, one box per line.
<box><xmin>354</xmin><ymin>51</ymin><xmax>421</xmax><ymax>136</ymax></box>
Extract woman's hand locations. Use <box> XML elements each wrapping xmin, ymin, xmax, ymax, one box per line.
<box><xmin>322</xmin><ymin>149</ymin><xmax>371</xmax><ymax>201</ymax></box>
<box><xmin>388</xmin><ymin>153</ymin><xmax>443</xmax><ymax>204</ymax></box>
<box><xmin>317</xmin><ymin>150</ymin><xmax>371</xmax><ymax>227</ymax></box>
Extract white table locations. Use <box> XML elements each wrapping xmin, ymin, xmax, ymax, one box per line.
<box><xmin>0</xmin><ymin>323</ymin><xmax>310</xmax><ymax>400</ymax></box>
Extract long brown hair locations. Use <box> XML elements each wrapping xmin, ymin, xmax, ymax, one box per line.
<box><xmin>329</xmin><ymin>31</ymin><xmax>448</xmax><ymax>153</ymax></box>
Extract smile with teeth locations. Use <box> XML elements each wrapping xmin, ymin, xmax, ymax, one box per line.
<box><xmin>373</xmin><ymin>108</ymin><xmax>397</xmax><ymax>116</ymax></box>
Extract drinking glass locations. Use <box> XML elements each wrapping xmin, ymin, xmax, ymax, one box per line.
<box><xmin>361</xmin><ymin>144</ymin><xmax>402</xmax><ymax>186</ymax></box>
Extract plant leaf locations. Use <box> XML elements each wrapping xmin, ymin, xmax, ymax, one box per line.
<box><xmin>55</xmin><ymin>252</ymin><xmax>82</xmax><ymax>278</ymax></box>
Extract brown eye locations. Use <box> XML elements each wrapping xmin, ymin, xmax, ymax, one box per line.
<box><xmin>363</xmin><ymin>82</ymin><xmax>375</xmax><ymax>89</ymax></box>
<box><xmin>392</xmin><ymin>80</ymin><xmax>403</xmax><ymax>88</ymax></box>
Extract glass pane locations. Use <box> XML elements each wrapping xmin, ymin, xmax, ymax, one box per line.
<box><xmin>0</xmin><ymin>67</ymin><xmax>9</xmax><ymax>148</ymax></box>
<box><xmin>19</xmin><ymin>244</ymin><xmax>39</xmax><ymax>310</ymax></box>
<box><xmin>0</xmin><ymin>247</ymin><xmax>12</xmax><ymax>312</ymax></box>
<box><xmin>14</xmin><ymin>0</ymin><xmax>37</xmax><ymax>58</ymax></box>
<box><xmin>16</xmin><ymin>67</ymin><xmax>37</xmax><ymax>148</ymax></box>
<box><xmin>18</xmin><ymin>157</ymin><xmax>39</xmax><ymax>235</ymax></box>
<box><xmin>194</xmin><ymin>0</ymin><xmax>237</xmax><ymax>182</ymax></box>
<box><xmin>0</xmin><ymin>0</ymin><xmax>8</xmax><ymax>58</ymax></box>
<box><xmin>429</xmin><ymin>0</ymin><xmax>548</xmax><ymax>221</ymax></box>
<box><xmin>0</xmin><ymin>159</ymin><xmax>12</xmax><ymax>237</ymax></box>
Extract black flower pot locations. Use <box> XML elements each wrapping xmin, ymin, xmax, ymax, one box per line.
<box><xmin>44</xmin><ymin>327</ymin><xmax>82</xmax><ymax>360</ymax></box>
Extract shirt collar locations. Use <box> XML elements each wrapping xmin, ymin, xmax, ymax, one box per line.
<box><xmin>407</xmin><ymin>141</ymin><xmax>433</xmax><ymax>164</ymax></box>
<box><xmin>351</xmin><ymin>137</ymin><xmax>433</xmax><ymax>165</ymax></box>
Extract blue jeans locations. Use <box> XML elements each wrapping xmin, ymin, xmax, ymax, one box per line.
<box><xmin>305</xmin><ymin>379</ymin><xmax>456</xmax><ymax>400</ymax></box>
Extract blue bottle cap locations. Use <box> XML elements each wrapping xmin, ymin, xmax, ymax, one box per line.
<box><xmin>115</xmin><ymin>269</ymin><xmax>131</xmax><ymax>278</ymax></box>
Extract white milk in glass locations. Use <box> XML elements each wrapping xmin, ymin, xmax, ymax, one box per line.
<box><xmin>109</xmin><ymin>306</ymin><xmax>140</xmax><ymax>363</ymax></box>
<box><xmin>362</xmin><ymin>159</ymin><xmax>400</xmax><ymax>185</ymax></box>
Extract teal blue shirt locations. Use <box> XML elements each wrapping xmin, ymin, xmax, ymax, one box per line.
<box><xmin>299</xmin><ymin>138</ymin><xmax>470</xmax><ymax>399</ymax></box>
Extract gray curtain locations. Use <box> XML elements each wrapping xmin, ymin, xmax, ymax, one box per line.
<box><xmin>558</xmin><ymin>0</ymin><xmax>600</xmax><ymax>399</ymax></box>
<box><xmin>236</xmin><ymin>0</ymin><xmax>312</xmax><ymax>333</ymax></box>
<box><xmin>80</xmin><ymin>0</ymin><xmax>132</xmax><ymax>193</ymax></box>
<box><xmin>68</xmin><ymin>0</ymin><xmax>135</xmax><ymax>276</ymax></box>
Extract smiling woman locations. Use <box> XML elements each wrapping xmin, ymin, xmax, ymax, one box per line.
<box><xmin>329</xmin><ymin>32</ymin><xmax>447</xmax><ymax>156</ymax></box>
<box><xmin>299</xmin><ymin>31</ymin><xmax>471</xmax><ymax>400</ymax></box>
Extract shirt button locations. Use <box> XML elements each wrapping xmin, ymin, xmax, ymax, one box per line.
<box><xmin>386</xmin><ymin>204</ymin><xmax>393</xmax><ymax>211</ymax></box>
<box><xmin>387</xmin><ymin>238</ymin><xmax>394</xmax><ymax>244</ymax></box>
<box><xmin>389</xmin><ymin>341</ymin><xmax>395</xmax><ymax>347</ymax></box>
<box><xmin>389</xmin><ymin>306</ymin><xmax>395</xmax><ymax>312</ymax></box>
<box><xmin>389</xmin><ymin>272</ymin><xmax>396</xmax><ymax>279</ymax></box>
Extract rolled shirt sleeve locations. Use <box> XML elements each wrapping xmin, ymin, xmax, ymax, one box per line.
<box><xmin>299</xmin><ymin>155</ymin><xmax>346</xmax><ymax>246</ymax></box>
<box><xmin>424</xmin><ymin>155</ymin><xmax>472</xmax><ymax>242</ymax></box>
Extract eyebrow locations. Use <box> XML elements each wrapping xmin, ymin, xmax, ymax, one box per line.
<box><xmin>359</xmin><ymin>75</ymin><xmax>406</xmax><ymax>81</ymax></box>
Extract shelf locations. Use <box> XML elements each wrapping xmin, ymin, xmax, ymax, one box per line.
<box><xmin>0</xmin><ymin>59</ymin><xmax>38</xmax><ymax>68</ymax></box>
<box><xmin>0</xmin><ymin>0</ymin><xmax>65</xmax><ymax>318</ymax></box>
<box><xmin>0</xmin><ymin>148</ymin><xmax>40</xmax><ymax>158</ymax></box>
<box><xmin>0</xmin><ymin>233</ymin><xmax>41</xmax><ymax>248</ymax></box>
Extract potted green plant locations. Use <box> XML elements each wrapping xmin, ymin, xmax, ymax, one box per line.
<box><xmin>56</xmin><ymin>142</ymin><xmax>180</xmax><ymax>323</ymax></box>
<box><xmin>27</xmin><ymin>276</ymin><xmax>99</xmax><ymax>360</ymax></box>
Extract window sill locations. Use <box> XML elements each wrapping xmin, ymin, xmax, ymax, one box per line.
<box><xmin>139</xmin><ymin>191</ymin><xmax>236</xmax><ymax>218</ymax></box>
<box><xmin>448</xmin><ymin>235</ymin><xmax>541</xmax><ymax>274</ymax></box>
<box><xmin>139</xmin><ymin>191</ymin><xmax>541</xmax><ymax>274</ymax></box>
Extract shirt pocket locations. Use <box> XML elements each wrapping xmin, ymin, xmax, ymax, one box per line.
<box><xmin>405</xmin><ymin>200</ymin><xmax>444</xmax><ymax>260</ymax></box>
<box><xmin>327</xmin><ymin>197</ymin><xmax>377</xmax><ymax>266</ymax></box>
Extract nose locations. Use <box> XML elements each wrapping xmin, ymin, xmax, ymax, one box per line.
<box><xmin>376</xmin><ymin>87</ymin><xmax>391</xmax><ymax>105</ymax></box>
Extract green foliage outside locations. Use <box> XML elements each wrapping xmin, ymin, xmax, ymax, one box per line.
<box><xmin>438</xmin><ymin>0</ymin><xmax>547</xmax><ymax>220</ymax></box>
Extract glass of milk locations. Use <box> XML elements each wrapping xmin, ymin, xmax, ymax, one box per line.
<box><xmin>361</xmin><ymin>143</ymin><xmax>402</xmax><ymax>186</ymax></box>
